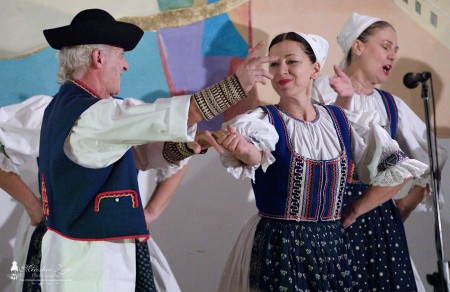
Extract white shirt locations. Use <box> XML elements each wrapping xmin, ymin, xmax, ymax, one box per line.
<box><xmin>220</xmin><ymin>104</ymin><xmax>427</xmax><ymax>187</ymax></box>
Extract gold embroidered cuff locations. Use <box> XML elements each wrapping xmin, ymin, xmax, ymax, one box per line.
<box><xmin>163</xmin><ymin>142</ymin><xmax>194</xmax><ymax>164</ymax></box>
<box><xmin>192</xmin><ymin>74</ymin><xmax>246</xmax><ymax>120</ymax></box>
<box><xmin>162</xmin><ymin>142</ymin><xmax>208</xmax><ymax>164</ymax></box>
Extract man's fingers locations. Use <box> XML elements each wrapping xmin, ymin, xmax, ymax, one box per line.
<box><xmin>206</xmin><ymin>136</ymin><xmax>224</xmax><ymax>154</ymax></box>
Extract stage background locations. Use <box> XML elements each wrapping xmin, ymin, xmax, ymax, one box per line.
<box><xmin>1</xmin><ymin>0</ymin><xmax>449</xmax><ymax>291</ymax></box>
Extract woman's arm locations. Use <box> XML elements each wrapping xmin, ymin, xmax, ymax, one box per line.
<box><xmin>394</xmin><ymin>184</ymin><xmax>429</xmax><ymax>221</ymax></box>
<box><xmin>0</xmin><ymin>169</ymin><xmax>43</xmax><ymax>225</ymax></box>
<box><xmin>215</xmin><ymin>124</ymin><xmax>263</xmax><ymax>167</ymax></box>
<box><xmin>143</xmin><ymin>164</ymin><xmax>189</xmax><ymax>224</ymax></box>
<box><xmin>342</xmin><ymin>180</ymin><xmax>410</xmax><ymax>228</ymax></box>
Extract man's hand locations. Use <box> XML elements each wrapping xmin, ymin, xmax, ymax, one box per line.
<box><xmin>187</xmin><ymin>131</ymin><xmax>224</xmax><ymax>154</ymax></box>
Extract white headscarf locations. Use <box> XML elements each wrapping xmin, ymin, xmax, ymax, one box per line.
<box><xmin>337</xmin><ymin>12</ymin><xmax>381</xmax><ymax>55</ymax></box>
<box><xmin>292</xmin><ymin>32</ymin><xmax>329</xmax><ymax>104</ymax></box>
<box><xmin>294</xmin><ymin>32</ymin><xmax>329</xmax><ymax>71</ymax></box>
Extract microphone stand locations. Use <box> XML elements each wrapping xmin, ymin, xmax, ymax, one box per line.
<box><xmin>420</xmin><ymin>80</ymin><xmax>450</xmax><ymax>292</ymax></box>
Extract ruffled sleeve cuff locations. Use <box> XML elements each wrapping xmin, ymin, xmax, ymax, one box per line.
<box><xmin>370</xmin><ymin>156</ymin><xmax>428</xmax><ymax>186</ymax></box>
<box><xmin>220</xmin><ymin>136</ymin><xmax>275</xmax><ymax>181</ymax></box>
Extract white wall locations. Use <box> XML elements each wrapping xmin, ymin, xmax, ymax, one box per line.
<box><xmin>2</xmin><ymin>140</ymin><xmax>448</xmax><ymax>291</ymax></box>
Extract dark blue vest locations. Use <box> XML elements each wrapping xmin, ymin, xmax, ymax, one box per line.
<box><xmin>251</xmin><ymin>105</ymin><xmax>352</xmax><ymax>222</ymax></box>
<box><xmin>39</xmin><ymin>81</ymin><xmax>149</xmax><ymax>241</ymax></box>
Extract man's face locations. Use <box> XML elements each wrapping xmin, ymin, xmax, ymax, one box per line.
<box><xmin>101</xmin><ymin>46</ymin><xmax>128</xmax><ymax>97</ymax></box>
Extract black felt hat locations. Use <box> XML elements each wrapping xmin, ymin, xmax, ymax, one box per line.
<box><xmin>43</xmin><ymin>8</ymin><xmax>144</xmax><ymax>51</ymax></box>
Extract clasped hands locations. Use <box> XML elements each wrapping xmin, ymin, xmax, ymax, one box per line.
<box><xmin>186</xmin><ymin>124</ymin><xmax>249</xmax><ymax>156</ymax></box>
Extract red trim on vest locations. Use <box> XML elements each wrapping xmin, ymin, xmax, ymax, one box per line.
<box><xmin>41</xmin><ymin>173</ymin><xmax>50</xmax><ymax>218</ymax></box>
<box><xmin>46</xmin><ymin>227</ymin><xmax>150</xmax><ymax>242</ymax></box>
<box><xmin>94</xmin><ymin>190</ymin><xmax>139</xmax><ymax>212</ymax></box>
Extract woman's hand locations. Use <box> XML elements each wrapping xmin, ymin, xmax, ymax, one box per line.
<box><xmin>235</xmin><ymin>41</ymin><xmax>277</xmax><ymax>94</ymax></box>
<box><xmin>329</xmin><ymin>65</ymin><xmax>354</xmax><ymax>109</ymax></box>
<box><xmin>394</xmin><ymin>185</ymin><xmax>429</xmax><ymax>222</ymax></box>
<box><xmin>212</xmin><ymin>124</ymin><xmax>262</xmax><ymax>166</ymax></box>
<box><xmin>213</xmin><ymin>125</ymin><xmax>247</xmax><ymax>155</ymax></box>
<box><xmin>329</xmin><ymin>65</ymin><xmax>353</xmax><ymax>97</ymax></box>
<box><xmin>25</xmin><ymin>199</ymin><xmax>44</xmax><ymax>226</ymax></box>
<box><xmin>341</xmin><ymin>203</ymin><xmax>358</xmax><ymax>228</ymax></box>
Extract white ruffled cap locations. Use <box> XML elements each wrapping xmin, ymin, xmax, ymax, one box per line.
<box><xmin>294</xmin><ymin>32</ymin><xmax>329</xmax><ymax>71</ymax></box>
<box><xmin>337</xmin><ymin>12</ymin><xmax>381</xmax><ymax>54</ymax></box>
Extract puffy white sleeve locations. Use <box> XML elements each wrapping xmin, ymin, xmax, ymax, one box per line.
<box><xmin>346</xmin><ymin>109</ymin><xmax>428</xmax><ymax>186</ymax></box>
<box><xmin>220</xmin><ymin>108</ymin><xmax>278</xmax><ymax>181</ymax></box>
<box><xmin>64</xmin><ymin>95</ymin><xmax>195</xmax><ymax>169</ymax></box>
<box><xmin>0</xmin><ymin>95</ymin><xmax>52</xmax><ymax>173</ymax></box>
<box><xmin>394</xmin><ymin>96</ymin><xmax>448</xmax><ymax>210</ymax></box>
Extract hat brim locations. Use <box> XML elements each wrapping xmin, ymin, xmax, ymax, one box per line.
<box><xmin>44</xmin><ymin>20</ymin><xmax>143</xmax><ymax>51</ymax></box>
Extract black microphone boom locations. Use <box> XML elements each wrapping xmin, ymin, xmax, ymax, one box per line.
<box><xmin>403</xmin><ymin>71</ymin><xmax>431</xmax><ymax>89</ymax></box>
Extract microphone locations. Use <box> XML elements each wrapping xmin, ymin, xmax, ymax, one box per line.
<box><xmin>403</xmin><ymin>71</ymin><xmax>431</xmax><ymax>89</ymax></box>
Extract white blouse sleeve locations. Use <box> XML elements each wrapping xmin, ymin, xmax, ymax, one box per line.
<box><xmin>64</xmin><ymin>95</ymin><xmax>195</xmax><ymax>169</ymax></box>
<box><xmin>0</xmin><ymin>95</ymin><xmax>52</xmax><ymax>173</ymax></box>
<box><xmin>394</xmin><ymin>96</ymin><xmax>448</xmax><ymax>210</ymax></box>
<box><xmin>345</xmin><ymin>109</ymin><xmax>428</xmax><ymax>186</ymax></box>
<box><xmin>220</xmin><ymin>108</ymin><xmax>278</xmax><ymax>181</ymax></box>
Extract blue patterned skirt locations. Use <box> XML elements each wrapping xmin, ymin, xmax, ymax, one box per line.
<box><xmin>344</xmin><ymin>183</ymin><xmax>418</xmax><ymax>291</ymax></box>
<box><xmin>249</xmin><ymin>217</ymin><xmax>359</xmax><ymax>291</ymax></box>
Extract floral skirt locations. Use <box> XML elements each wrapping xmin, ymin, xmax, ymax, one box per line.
<box><xmin>344</xmin><ymin>183</ymin><xmax>418</xmax><ymax>291</ymax></box>
<box><xmin>249</xmin><ymin>217</ymin><xmax>359</xmax><ymax>292</ymax></box>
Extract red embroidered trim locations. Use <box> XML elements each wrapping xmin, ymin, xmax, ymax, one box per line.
<box><xmin>46</xmin><ymin>227</ymin><xmax>150</xmax><ymax>242</ymax></box>
<box><xmin>41</xmin><ymin>173</ymin><xmax>50</xmax><ymax>218</ymax></box>
<box><xmin>94</xmin><ymin>190</ymin><xmax>139</xmax><ymax>212</ymax></box>
<box><xmin>69</xmin><ymin>79</ymin><xmax>101</xmax><ymax>99</ymax></box>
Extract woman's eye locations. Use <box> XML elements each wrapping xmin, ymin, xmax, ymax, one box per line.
<box><xmin>269</xmin><ymin>62</ymin><xmax>279</xmax><ymax>67</ymax></box>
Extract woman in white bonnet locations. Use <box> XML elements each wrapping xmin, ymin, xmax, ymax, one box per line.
<box><xmin>215</xmin><ymin>31</ymin><xmax>427</xmax><ymax>291</ymax></box>
<box><xmin>313</xmin><ymin>12</ymin><xmax>447</xmax><ymax>292</ymax></box>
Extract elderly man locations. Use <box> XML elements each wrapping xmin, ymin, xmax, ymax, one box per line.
<box><xmin>37</xmin><ymin>8</ymin><xmax>274</xmax><ymax>291</ymax></box>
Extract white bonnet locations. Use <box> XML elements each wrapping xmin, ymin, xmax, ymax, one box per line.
<box><xmin>294</xmin><ymin>32</ymin><xmax>329</xmax><ymax>70</ymax></box>
<box><xmin>337</xmin><ymin>12</ymin><xmax>381</xmax><ymax>55</ymax></box>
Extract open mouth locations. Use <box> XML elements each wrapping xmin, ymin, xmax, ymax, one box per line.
<box><xmin>383</xmin><ymin>65</ymin><xmax>392</xmax><ymax>74</ymax></box>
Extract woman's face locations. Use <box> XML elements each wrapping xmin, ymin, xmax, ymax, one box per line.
<box><xmin>358</xmin><ymin>26</ymin><xmax>398</xmax><ymax>84</ymax></box>
<box><xmin>268</xmin><ymin>40</ymin><xmax>319</xmax><ymax>99</ymax></box>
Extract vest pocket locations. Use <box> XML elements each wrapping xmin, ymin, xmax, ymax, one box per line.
<box><xmin>94</xmin><ymin>190</ymin><xmax>139</xmax><ymax>213</ymax></box>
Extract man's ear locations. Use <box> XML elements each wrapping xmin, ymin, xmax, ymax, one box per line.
<box><xmin>91</xmin><ymin>49</ymin><xmax>103</xmax><ymax>68</ymax></box>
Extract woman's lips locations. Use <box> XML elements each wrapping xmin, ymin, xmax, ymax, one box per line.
<box><xmin>278</xmin><ymin>79</ymin><xmax>291</xmax><ymax>85</ymax></box>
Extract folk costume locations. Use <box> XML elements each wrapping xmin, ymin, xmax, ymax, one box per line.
<box><xmin>37</xmin><ymin>78</ymin><xmax>195</xmax><ymax>291</ymax></box>
<box><xmin>0</xmin><ymin>95</ymin><xmax>184</xmax><ymax>292</ymax></box>
<box><xmin>311</xmin><ymin>11</ymin><xmax>448</xmax><ymax>292</ymax></box>
<box><xmin>217</xmin><ymin>103</ymin><xmax>427</xmax><ymax>291</ymax></box>
<box><xmin>314</xmin><ymin>74</ymin><xmax>447</xmax><ymax>291</ymax></box>
<box><xmin>217</xmin><ymin>30</ymin><xmax>427</xmax><ymax>292</ymax></box>
<box><xmin>39</xmin><ymin>8</ymin><xmax>249</xmax><ymax>290</ymax></box>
